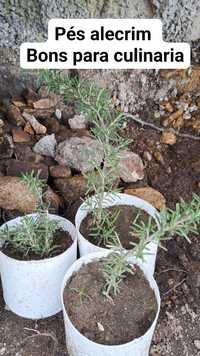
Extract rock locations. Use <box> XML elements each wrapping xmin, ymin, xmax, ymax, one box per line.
<box><xmin>50</xmin><ymin>165</ymin><xmax>71</xmax><ymax>178</ymax></box>
<box><xmin>160</xmin><ymin>131</ymin><xmax>177</xmax><ymax>145</ymax></box>
<box><xmin>143</xmin><ymin>151</ymin><xmax>152</xmax><ymax>162</ymax></box>
<box><xmin>43</xmin><ymin>186</ymin><xmax>63</xmax><ymax>212</ymax></box>
<box><xmin>6</xmin><ymin>160</ymin><xmax>49</xmax><ymax>181</ymax></box>
<box><xmin>194</xmin><ymin>340</ymin><xmax>200</xmax><ymax>350</ymax></box>
<box><xmin>33</xmin><ymin>98</ymin><xmax>56</xmax><ymax>109</ymax></box>
<box><xmin>124</xmin><ymin>187</ymin><xmax>166</xmax><ymax>210</ymax></box>
<box><xmin>119</xmin><ymin>151</ymin><xmax>144</xmax><ymax>183</ymax></box>
<box><xmin>12</xmin><ymin>128</ymin><xmax>31</xmax><ymax>143</ymax></box>
<box><xmin>0</xmin><ymin>176</ymin><xmax>37</xmax><ymax>213</ymax></box>
<box><xmin>24</xmin><ymin>122</ymin><xmax>35</xmax><ymax>135</ymax></box>
<box><xmin>68</xmin><ymin>113</ymin><xmax>87</xmax><ymax>130</ymax></box>
<box><xmin>22</xmin><ymin>112</ymin><xmax>47</xmax><ymax>134</ymax></box>
<box><xmin>22</xmin><ymin>88</ymin><xmax>39</xmax><ymax>105</ymax></box>
<box><xmin>11</xmin><ymin>96</ymin><xmax>26</xmax><ymax>108</ymax></box>
<box><xmin>23</xmin><ymin>107</ymin><xmax>54</xmax><ymax>119</ymax></box>
<box><xmin>7</xmin><ymin>104</ymin><xmax>25</xmax><ymax>126</ymax></box>
<box><xmin>55</xmin><ymin>109</ymin><xmax>62</xmax><ymax>120</ymax></box>
<box><xmin>54</xmin><ymin>175</ymin><xmax>86</xmax><ymax>203</ymax></box>
<box><xmin>162</xmin><ymin>109</ymin><xmax>184</xmax><ymax>128</ymax></box>
<box><xmin>33</xmin><ymin>134</ymin><xmax>57</xmax><ymax>157</ymax></box>
<box><xmin>55</xmin><ymin>136</ymin><xmax>103</xmax><ymax>173</ymax></box>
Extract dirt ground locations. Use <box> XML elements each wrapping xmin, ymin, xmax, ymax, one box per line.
<box><xmin>0</xmin><ymin>126</ymin><xmax>200</xmax><ymax>355</ymax></box>
<box><xmin>0</xmin><ymin>70</ymin><xmax>200</xmax><ymax>355</ymax></box>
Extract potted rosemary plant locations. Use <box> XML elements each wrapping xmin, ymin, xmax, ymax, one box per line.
<box><xmin>0</xmin><ymin>172</ymin><xmax>77</xmax><ymax>319</ymax></box>
<box><xmin>40</xmin><ymin>70</ymin><xmax>159</xmax><ymax>275</ymax></box>
<box><xmin>61</xmin><ymin>194</ymin><xmax>200</xmax><ymax>356</ymax></box>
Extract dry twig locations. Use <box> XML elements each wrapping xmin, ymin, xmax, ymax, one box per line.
<box><xmin>163</xmin><ymin>278</ymin><xmax>186</xmax><ymax>296</ymax></box>
<box><xmin>22</xmin><ymin>327</ymin><xmax>58</xmax><ymax>354</ymax></box>
<box><xmin>126</xmin><ymin>113</ymin><xmax>200</xmax><ymax>141</ymax></box>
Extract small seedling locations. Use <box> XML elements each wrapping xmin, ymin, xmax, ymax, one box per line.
<box><xmin>89</xmin><ymin>207</ymin><xmax>120</xmax><ymax>247</ymax></box>
<box><xmin>69</xmin><ymin>287</ymin><xmax>91</xmax><ymax>304</ymax></box>
<box><xmin>39</xmin><ymin>70</ymin><xmax>130</xmax><ymax>247</ymax></box>
<box><xmin>102</xmin><ymin>193</ymin><xmax>200</xmax><ymax>297</ymax></box>
<box><xmin>0</xmin><ymin>213</ymin><xmax>60</xmax><ymax>257</ymax></box>
<box><xmin>102</xmin><ymin>250</ymin><xmax>134</xmax><ymax>298</ymax></box>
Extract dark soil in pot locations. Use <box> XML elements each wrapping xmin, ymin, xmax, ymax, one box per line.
<box><xmin>63</xmin><ymin>259</ymin><xmax>157</xmax><ymax>346</ymax></box>
<box><xmin>1</xmin><ymin>229</ymin><xmax>73</xmax><ymax>261</ymax></box>
<box><xmin>80</xmin><ymin>205</ymin><xmax>150</xmax><ymax>249</ymax></box>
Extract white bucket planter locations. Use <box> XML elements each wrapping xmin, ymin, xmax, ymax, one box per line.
<box><xmin>0</xmin><ymin>214</ymin><xmax>77</xmax><ymax>319</ymax></box>
<box><xmin>61</xmin><ymin>251</ymin><xmax>161</xmax><ymax>356</ymax></box>
<box><xmin>75</xmin><ymin>193</ymin><xmax>159</xmax><ymax>275</ymax></box>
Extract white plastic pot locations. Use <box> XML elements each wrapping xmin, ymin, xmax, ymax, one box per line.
<box><xmin>0</xmin><ymin>214</ymin><xmax>77</xmax><ymax>319</ymax></box>
<box><xmin>61</xmin><ymin>251</ymin><xmax>161</xmax><ymax>356</ymax></box>
<box><xmin>75</xmin><ymin>193</ymin><xmax>159</xmax><ymax>275</ymax></box>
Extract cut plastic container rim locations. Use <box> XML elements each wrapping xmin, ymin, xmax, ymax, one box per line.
<box><xmin>0</xmin><ymin>213</ymin><xmax>77</xmax><ymax>264</ymax></box>
<box><xmin>61</xmin><ymin>251</ymin><xmax>161</xmax><ymax>350</ymax></box>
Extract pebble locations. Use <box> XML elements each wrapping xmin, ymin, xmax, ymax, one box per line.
<box><xmin>183</xmin><ymin>112</ymin><xmax>191</xmax><ymax>120</ymax></box>
<box><xmin>143</xmin><ymin>151</ymin><xmax>152</xmax><ymax>162</ymax></box>
<box><xmin>154</xmin><ymin>111</ymin><xmax>161</xmax><ymax>119</ymax></box>
<box><xmin>55</xmin><ymin>109</ymin><xmax>62</xmax><ymax>120</ymax></box>
<box><xmin>0</xmin><ymin>119</ymin><xmax>4</xmax><ymax>128</ymax></box>
<box><xmin>160</xmin><ymin>131</ymin><xmax>177</xmax><ymax>145</ymax></box>
<box><xmin>194</xmin><ymin>340</ymin><xmax>200</xmax><ymax>350</ymax></box>
<box><xmin>119</xmin><ymin>150</ymin><xmax>144</xmax><ymax>183</ymax></box>
<box><xmin>124</xmin><ymin>186</ymin><xmax>166</xmax><ymax>210</ymax></box>
<box><xmin>68</xmin><ymin>113</ymin><xmax>87</xmax><ymax>130</ymax></box>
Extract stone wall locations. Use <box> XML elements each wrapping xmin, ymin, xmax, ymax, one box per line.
<box><xmin>0</xmin><ymin>0</ymin><xmax>152</xmax><ymax>49</ymax></box>
<box><xmin>0</xmin><ymin>0</ymin><xmax>199</xmax><ymax>107</ymax></box>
